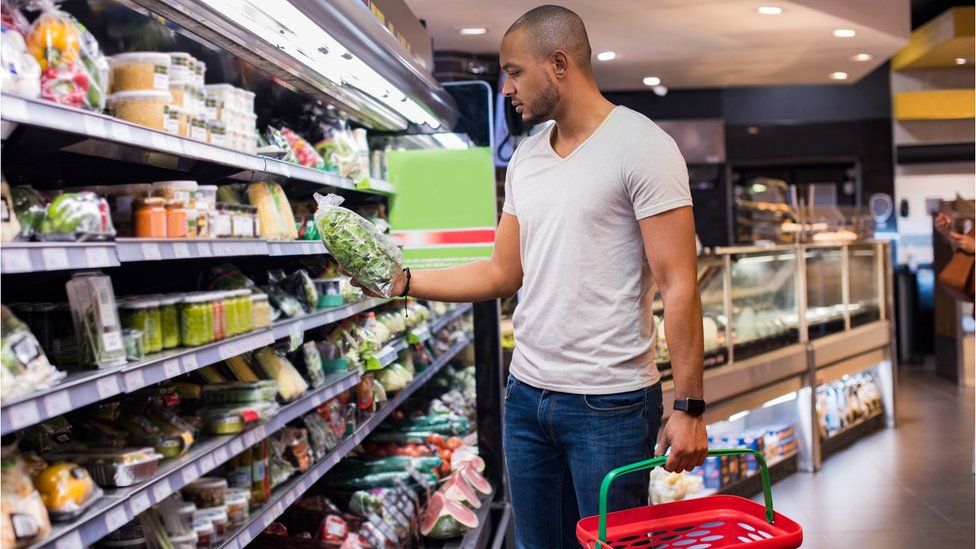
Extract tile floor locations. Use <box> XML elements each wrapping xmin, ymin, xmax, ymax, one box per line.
<box><xmin>762</xmin><ymin>365</ymin><xmax>975</xmax><ymax>548</ymax></box>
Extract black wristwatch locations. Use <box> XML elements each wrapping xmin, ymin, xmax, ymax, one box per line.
<box><xmin>673</xmin><ymin>398</ymin><xmax>706</xmax><ymax>417</ymax></box>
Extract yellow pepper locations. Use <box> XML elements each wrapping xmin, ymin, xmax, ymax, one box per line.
<box><xmin>27</xmin><ymin>15</ymin><xmax>80</xmax><ymax>70</ymax></box>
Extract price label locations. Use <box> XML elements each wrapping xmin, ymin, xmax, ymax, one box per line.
<box><xmin>8</xmin><ymin>401</ymin><xmax>40</xmax><ymax>429</ymax></box>
<box><xmin>214</xmin><ymin>447</ymin><xmax>229</xmax><ymax>464</ymax></box>
<box><xmin>239</xmin><ymin>529</ymin><xmax>253</xmax><ymax>546</ymax></box>
<box><xmin>104</xmin><ymin>506</ymin><xmax>128</xmax><ymax>532</ymax></box>
<box><xmin>278</xmin><ymin>162</ymin><xmax>292</xmax><ymax>179</ymax></box>
<box><xmin>195</xmin><ymin>242</ymin><xmax>212</xmax><ymax>256</ymax></box>
<box><xmin>152</xmin><ymin>480</ymin><xmax>173</xmax><ymax>502</ymax></box>
<box><xmin>129</xmin><ymin>491</ymin><xmax>151</xmax><ymax>515</ymax></box>
<box><xmin>172</xmin><ymin>242</ymin><xmax>191</xmax><ymax>259</ymax></box>
<box><xmin>230</xmin><ymin>439</ymin><xmax>244</xmax><ymax>455</ymax></box>
<box><xmin>141</xmin><ymin>243</ymin><xmax>162</xmax><ymax>261</ymax></box>
<box><xmin>181</xmin><ymin>464</ymin><xmax>198</xmax><ymax>485</ymax></box>
<box><xmin>253</xmin><ymin>425</ymin><xmax>267</xmax><ymax>441</ymax></box>
<box><xmin>43</xmin><ymin>391</ymin><xmax>72</xmax><ymax>417</ymax></box>
<box><xmin>181</xmin><ymin>354</ymin><xmax>198</xmax><ymax>372</ymax></box>
<box><xmin>2</xmin><ymin>249</ymin><xmax>31</xmax><ymax>272</ymax></box>
<box><xmin>311</xmin><ymin>392</ymin><xmax>324</xmax><ymax>407</ymax></box>
<box><xmin>41</xmin><ymin>247</ymin><xmax>69</xmax><ymax>271</ymax></box>
<box><xmin>85</xmin><ymin>246</ymin><xmax>113</xmax><ymax>266</ymax></box>
<box><xmin>110</xmin><ymin>122</ymin><xmax>133</xmax><ymax>142</ymax></box>
<box><xmin>3</xmin><ymin>97</ymin><xmax>29</xmax><ymax>121</ymax></box>
<box><xmin>262</xmin><ymin>511</ymin><xmax>274</xmax><ymax>528</ymax></box>
<box><xmin>165</xmin><ymin>135</ymin><xmax>184</xmax><ymax>154</ymax></box>
<box><xmin>55</xmin><ymin>531</ymin><xmax>83</xmax><ymax>549</ymax></box>
<box><xmin>302</xmin><ymin>243</ymin><xmax>313</xmax><ymax>255</ymax></box>
<box><xmin>149</xmin><ymin>132</ymin><xmax>167</xmax><ymax>150</ymax></box>
<box><xmin>288</xmin><ymin>321</ymin><xmax>303</xmax><ymax>351</ymax></box>
<box><xmin>124</xmin><ymin>370</ymin><xmax>145</xmax><ymax>392</ymax></box>
<box><xmin>272</xmin><ymin>501</ymin><xmax>284</xmax><ymax>518</ymax></box>
<box><xmin>243</xmin><ymin>430</ymin><xmax>256</xmax><ymax>447</ymax></box>
<box><xmin>163</xmin><ymin>359</ymin><xmax>181</xmax><ymax>378</ymax></box>
<box><xmin>82</xmin><ymin>113</ymin><xmax>107</xmax><ymax>136</ymax></box>
<box><xmin>200</xmin><ymin>454</ymin><xmax>216</xmax><ymax>474</ymax></box>
<box><xmin>96</xmin><ymin>376</ymin><xmax>120</xmax><ymax>399</ymax></box>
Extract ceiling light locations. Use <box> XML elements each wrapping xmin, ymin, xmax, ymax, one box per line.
<box><xmin>458</xmin><ymin>27</ymin><xmax>488</xmax><ymax>36</ymax></box>
<box><xmin>747</xmin><ymin>126</ymin><xmax>760</xmax><ymax>135</ymax></box>
<box><xmin>652</xmin><ymin>85</ymin><xmax>668</xmax><ymax>97</ymax></box>
<box><xmin>643</xmin><ymin>76</ymin><xmax>661</xmax><ymax>86</ymax></box>
<box><xmin>851</xmin><ymin>53</ymin><xmax>873</xmax><ymax>62</ymax></box>
<box><xmin>596</xmin><ymin>51</ymin><xmax>616</xmax><ymax>61</ymax></box>
<box><xmin>756</xmin><ymin>6</ymin><xmax>782</xmax><ymax>15</ymax></box>
<box><xmin>955</xmin><ymin>57</ymin><xmax>968</xmax><ymax>65</ymax></box>
<box><xmin>829</xmin><ymin>71</ymin><xmax>849</xmax><ymax>80</ymax></box>
<box><xmin>832</xmin><ymin>29</ymin><xmax>856</xmax><ymax>38</ymax></box>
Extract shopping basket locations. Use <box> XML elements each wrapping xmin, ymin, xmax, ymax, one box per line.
<box><xmin>576</xmin><ymin>448</ymin><xmax>803</xmax><ymax>548</ymax></box>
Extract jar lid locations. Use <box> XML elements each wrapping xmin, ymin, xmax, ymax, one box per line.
<box><xmin>194</xmin><ymin>507</ymin><xmax>228</xmax><ymax>521</ymax></box>
<box><xmin>185</xmin><ymin>476</ymin><xmax>228</xmax><ymax>491</ymax></box>
<box><xmin>191</xmin><ymin>518</ymin><xmax>214</xmax><ymax>534</ymax></box>
<box><xmin>165</xmin><ymin>199</ymin><xmax>186</xmax><ymax>208</ymax></box>
<box><xmin>107</xmin><ymin>90</ymin><xmax>173</xmax><ymax>102</ymax></box>
<box><xmin>152</xmin><ymin>180</ymin><xmax>199</xmax><ymax>191</ymax></box>
<box><xmin>136</xmin><ymin>197</ymin><xmax>167</xmax><ymax>207</ymax></box>
<box><xmin>109</xmin><ymin>52</ymin><xmax>171</xmax><ymax>66</ymax></box>
<box><xmin>119</xmin><ymin>298</ymin><xmax>160</xmax><ymax>309</ymax></box>
<box><xmin>251</xmin><ymin>293</ymin><xmax>269</xmax><ymax>302</ymax></box>
<box><xmin>179</xmin><ymin>294</ymin><xmax>211</xmax><ymax>305</ymax></box>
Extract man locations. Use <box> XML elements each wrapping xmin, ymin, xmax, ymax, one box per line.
<box><xmin>353</xmin><ymin>5</ymin><xmax>708</xmax><ymax>547</ymax></box>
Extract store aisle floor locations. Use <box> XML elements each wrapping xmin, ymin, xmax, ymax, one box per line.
<box><xmin>761</xmin><ymin>366</ymin><xmax>975</xmax><ymax>548</ymax></box>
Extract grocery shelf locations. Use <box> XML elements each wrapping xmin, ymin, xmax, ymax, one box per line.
<box><xmin>115</xmin><ymin>238</ymin><xmax>269</xmax><ymax>262</ymax></box>
<box><xmin>685</xmin><ymin>450</ymin><xmax>798</xmax><ymax>501</ymax></box>
<box><xmin>216</xmin><ymin>336</ymin><xmax>473</xmax><ymax>549</ymax></box>
<box><xmin>0</xmin><ymin>241</ymin><xmax>119</xmax><ymax>274</ymax></box>
<box><xmin>0</xmin><ymin>94</ymin><xmax>395</xmax><ymax>196</ymax></box>
<box><xmin>269</xmin><ymin>298</ymin><xmax>390</xmax><ymax>340</ymax></box>
<box><xmin>821</xmin><ymin>410</ymin><xmax>885</xmax><ymax>462</ymax></box>
<box><xmin>30</xmin><ymin>370</ymin><xmax>360</xmax><ymax>549</ymax></box>
<box><xmin>430</xmin><ymin>303</ymin><xmax>474</xmax><ymax>334</ymax></box>
<box><xmin>266</xmin><ymin>240</ymin><xmax>327</xmax><ymax>257</ymax></box>
<box><xmin>375</xmin><ymin>325</ymin><xmax>432</xmax><ymax>368</ymax></box>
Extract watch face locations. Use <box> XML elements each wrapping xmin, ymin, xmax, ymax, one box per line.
<box><xmin>688</xmin><ymin>399</ymin><xmax>705</xmax><ymax>416</ymax></box>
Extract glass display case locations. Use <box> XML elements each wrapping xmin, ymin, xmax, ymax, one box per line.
<box><xmin>804</xmin><ymin>245</ymin><xmax>847</xmax><ymax>339</ymax></box>
<box><xmin>729</xmin><ymin>249</ymin><xmax>801</xmax><ymax>360</ymax></box>
<box><xmin>847</xmin><ymin>244</ymin><xmax>882</xmax><ymax>328</ymax></box>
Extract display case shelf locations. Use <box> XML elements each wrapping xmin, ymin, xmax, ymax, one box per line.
<box><xmin>0</xmin><ymin>241</ymin><xmax>119</xmax><ymax>274</ymax></box>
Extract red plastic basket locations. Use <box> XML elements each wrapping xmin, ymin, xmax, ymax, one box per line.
<box><xmin>576</xmin><ymin>449</ymin><xmax>803</xmax><ymax>549</ymax></box>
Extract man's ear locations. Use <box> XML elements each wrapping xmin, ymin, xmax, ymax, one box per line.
<box><xmin>551</xmin><ymin>50</ymin><xmax>569</xmax><ymax>79</ymax></box>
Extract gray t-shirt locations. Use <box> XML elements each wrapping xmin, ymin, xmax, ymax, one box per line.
<box><xmin>503</xmin><ymin>106</ymin><xmax>692</xmax><ymax>395</ymax></box>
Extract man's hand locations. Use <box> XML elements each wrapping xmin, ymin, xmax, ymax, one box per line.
<box><xmin>949</xmin><ymin>231</ymin><xmax>976</xmax><ymax>254</ymax></box>
<box><xmin>655</xmin><ymin>411</ymin><xmax>708</xmax><ymax>473</ymax></box>
<box><xmin>935</xmin><ymin>212</ymin><xmax>953</xmax><ymax>235</ymax></box>
<box><xmin>346</xmin><ymin>267</ymin><xmax>407</xmax><ymax>299</ymax></box>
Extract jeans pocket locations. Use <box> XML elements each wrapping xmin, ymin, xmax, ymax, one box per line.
<box><xmin>505</xmin><ymin>375</ymin><xmax>519</xmax><ymax>401</ymax></box>
<box><xmin>582</xmin><ymin>389</ymin><xmax>645</xmax><ymax>413</ymax></box>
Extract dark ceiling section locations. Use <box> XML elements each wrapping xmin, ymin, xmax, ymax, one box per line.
<box><xmin>910</xmin><ymin>0</ymin><xmax>974</xmax><ymax>28</ymax></box>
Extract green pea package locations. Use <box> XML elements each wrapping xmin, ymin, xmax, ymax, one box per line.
<box><xmin>312</xmin><ymin>193</ymin><xmax>403</xmax><ymax>298</ymax></box>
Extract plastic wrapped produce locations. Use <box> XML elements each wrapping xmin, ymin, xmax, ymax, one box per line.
<box><xmin>253</xmin><ymin>347</ymin><xmax>308</xmax><ymax>401</ymax></box>
<box><xmin>279</xmin><ymin>269</ymin><xmax>318</xmax><ymax>311</ymax></box>
<box><xmin>280</xmin><ymin>127</ymin><xmax>324</xmax><ymax>169</ymax></box>
<box><xmin>26</xmin><ymin>1</ymin><xmax>108</xmax><ymax>111</ymax></box>
<box><xmin>1</xmin><ymin>444</ymin><xmax>52</xmax><ymax>548</ymax></box>
<box><xmin>1</xmin><ymin>1</ymin><xmax>30</xmax><ymax>38</ymax></box>
<box><xmin>9</xmin><ymin>186</ymin><xmax>45</xmax><ymax>240</ymax></box>
<box><xmin>247</xmin><ymin>182</ymin><xmax>297</xmax><ymax>240</ymax></box>
<box><xmin>1</xmin><ymin>306</ymin><xmax>64</xmax><ymax>403</ymax></box>
<box><xmin>1</xmin><ymin>22</ymin><xmax>40</xmax><ymax>97</ymax></box>
<box><xmin>313</xmin><ymin>193</ymin><xmax>403</xmax><ymax>297</ymax></box>
<box><xmin>33</xmin><ymin>462</ymin><xmax>102</xmax><ymax>522</ymax></box>
<box><xmin>1</xmin><ymin>179</ymin><xmax>20</xmax><ymax>243</ymax></box>
<box><xmin>38</xmin><ymin>192</ymin><xmax>114</xmax><ymax>241</ymax></box>
<box><xmin>65</xmin><ymin>272</ymin><xmax>126</xmax><ymax>368</ymax></box>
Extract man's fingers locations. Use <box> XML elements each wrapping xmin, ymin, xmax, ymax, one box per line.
<box><xmin>655</xmin><ymin>431</ymin><xmax>670</xmax><ymax>457</ymax></box>
<box><xmin>949</xmin><ymin>231</ymin><xmax>965</xmax><ymax>240</ymax></box>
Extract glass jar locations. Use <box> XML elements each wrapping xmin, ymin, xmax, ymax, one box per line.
<box><xmin>224</xmin><ymin>489</ymin><xmax>250</xmax><ymax>528</ymax></box>
<box><xmin>158</xmin><ymin>294</ymin><xmax>181</xmax><ymax>349</ymax></box>
<box><xmin>209</xmin><ymin>293</ymin><xmax>225</xmax><ymax>342</ymax></box>
<box><xmin>212</xmin><ymin>204</ymin><xmax>233</xmax><ymax>238</ymax></box>
<box><xmin>120</xmin><ymin>298</ymin><xmax>163</xmax><ymax>354</ymax></box>
<box><xmin>179</xmin><ymin>294</ymin><xmax>213</xmax><ymax>347</ymax></box>
<box><xmin>133</xmin><ymin>198</ymin><xmax>167</xmax><ymax>238</ymax></box>
<box><xmin>230</xmin><ymin>205</ymin><xmax>250</xmax><ymax>239</ymax></box>
<box><xmin>165</xmin><ymin>200</ymin><xmax>188</xmax><ymax>238</ymax></box>
<box><xmin>251</xmin><ymin>293</ymin><xmax>271</xmax><ymax>329</ymax></box>
<box><xmin>219</xmin><ymin>291</ymin><xmax>237</xmax><ymax>337</ymax></box>
<box><xmin>235</xmin><ymin>290</ymin><xmax>253</xmax><ymax>334</ymax></box>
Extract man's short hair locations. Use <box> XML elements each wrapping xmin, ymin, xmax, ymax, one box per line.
<box><xmin>505</xmin><ymin>5</ymin><xmax>592</xmax><ymax>73</ymax></box>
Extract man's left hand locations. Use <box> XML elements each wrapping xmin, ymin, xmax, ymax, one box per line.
<box><xmin>655</xmin><ymin>410</ymin><xmax>708</xmax><ymax>473</ymax></box>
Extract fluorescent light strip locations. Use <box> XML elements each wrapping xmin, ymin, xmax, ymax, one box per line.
<box><xmin>762</xmin><ymin>392</ymin><xmax>798</xmax><ymax>408</ymax></box>
<box><xmin>727</xmin><ymin>410</ymin><xmax>750</xmax><ymax>422</ymax></box>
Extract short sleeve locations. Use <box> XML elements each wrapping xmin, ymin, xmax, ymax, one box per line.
<box><xmin>502</xmin><ymin>147</ymin><xmax>520</xmax><ymax>216</ymax></box>
<box><xmin>625</xmin><ymin>131</ymin><xmax>693</xmax><ymax>220</ymax></box>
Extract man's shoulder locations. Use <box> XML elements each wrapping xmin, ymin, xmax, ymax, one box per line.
<box><xmin>610</xmin><ymin>106</ymin><xmax>674</xmax><ymax>144</ymax></box>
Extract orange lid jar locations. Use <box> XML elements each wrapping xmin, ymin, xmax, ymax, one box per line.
<box><xmin>166</xmin><ymin>200</ymin><xmax>188</xmax><ymax>238</ymax></box>
<box><xmin>133</xmin><ymin>198</ymin><xmax>167</xmax><ymax>238</ymax></box>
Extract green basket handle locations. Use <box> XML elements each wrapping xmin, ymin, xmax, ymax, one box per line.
<box><xmin>597</xmin><ymin>448</ymin><xmax>775</xmax><ymax>543</ymax></box>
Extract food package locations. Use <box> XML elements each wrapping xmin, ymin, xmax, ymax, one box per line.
<box><xmin>261</xmin><ymin>284</ymin><xmax>304</xmax><ymax>318</ymax></box>
<box><xmin>280</xmin><ymin>127</ymin><xmax>324</xmax><ymax>169</ymax></box>
<box><xmin>1</xmin><ymin>444</ymin><xmax>52</xmax><ymax>548</ymax></box>
<box><xmin>65</xmin><ymin>272</ymin><xmax>126</xmax><ymax>368</ymax></box>
<box><xmin>26</xmin><ymin>1</ymin><xmax>108</xmax><ymax>111</ymax></box>
<box><xmin>313</xmin><ymin>193</ymin><xmax>403</xmax><ymax>297</ymax></box>
<box><xmin>32</xmin><ymin>462</ymin><xmax>102</xmax><ymax>522</ymax></box>
<box><xmin>1</xmin><ymin>179</ymin><xmax>20</xmax><ymax>243</ymax></box>
<box><xmin>10</xmin><ymin>185</ymin><xmax>47</xmax><ymax>240</ymax></box>
<box><xmin>38</xmin><ymin>192</ymin><xmax>115</xmax><ymax>241</ymax></box>
<box><xmin>1</xmin><ymin>1</ymin><xmax>30</xmax><ymax>38</ymax></box>
<box><xmin>1</xmin><ymin>306</ymin><xmax>64</xmax><ymax>403</ymax></box>
<box><xmin>253</xmin><ymin>347</ymin><xmax>308</xmax><ymax>401</ymax></box>
<box><xmin>1</xmin><ymin>22</ymin><xmax>41</xmax><ymax>97</ymax></box>
<box><xmin>247</xmin><ymin>182</ymin><xmax>297</xmax><ymax>240</ymax></box>
<box><xmin>279</xmin><ymin>269</ymin><xmax>318</xmax><ymax>311</ymax></box>
<box><xmin>315</xmin><ymin>121</ymin><xmax>362</xmax><ymax>179</ymax></box>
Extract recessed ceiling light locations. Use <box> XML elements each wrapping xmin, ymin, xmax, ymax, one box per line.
<box><xmin>747</xmin><ymin>126</ymin><xmax>760</xmax><ymax>135</ymax></box>
<box><xmin>833</xmin><ymin>29</ymin><xmax>856</xmax><ymax>38</ymax></box>
<box><xmin>596</xmin><ymin>51</ymin><xmax>617</xmax><ymax>61</ymax></box>
<box><xmin>829</xmin><ymin>71</ymin><xmax>849</xmax><ymax>80</ymax></box>
<box><xmin>458</xmin><ymin>27</ymin><xmax>488</xmax><ymax>36</ymax></box>
<box><xmin>756</xmin><ymin>6</ymin><xmax>782</xmax><ymax>15</ymax></box>
<box><xmin>643</xmin><ymin>76</ymin><xmax>661</xmax><ymax>86</ymax></box>
<box><xmin>955</xmin><ymin>57</ymin><xmax>968</xmax><ymax>65</ymax></box>
<box><xmin>851</xmin><ymin>53</ymin><xmax>873</xmax><ymax>62</ymax></box>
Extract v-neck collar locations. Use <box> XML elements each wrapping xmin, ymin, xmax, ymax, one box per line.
<box><xmin>546</xmin><ymin>105</ymin><xmax>622</xmax><ymax>162</ymax></box>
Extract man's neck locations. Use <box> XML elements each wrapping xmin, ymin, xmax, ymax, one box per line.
<box><xmin>551</xmin><ymin>82</ymin><xmax>616</xmax><ymax>143</ymax></box>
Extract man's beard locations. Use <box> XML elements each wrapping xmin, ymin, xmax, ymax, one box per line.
<box><xmin>522</xmin><ymin>74</ymin><xmax>560</xmax><ymax>125</ymax></box>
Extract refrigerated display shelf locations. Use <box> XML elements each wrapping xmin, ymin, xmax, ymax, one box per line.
<box><xmin>686</xmin><ymin>450</ymin><xmax>798</xmax><ymax>501</ymax></box>
<box><xmin>0</xmin><ymin>241</ymin><xmax>119</xmax><ymax>274</ymax></box>
<box><xmin>435</xmin><ymin>493</ymin><xmax>496</xmax><ymax>549</ymax></box>
<box><xmin>0</xmin><ymin>94</ymin><xmax>395</xmax><ymax>195</ymax></box>
<box><xmin>821</xmin><ymin>410</ymin><xmax>885</xmax><ymax>461</ymax></box>
<box><xmin>376</xmin><ymin>324</ymin><xmax>433</xmax><ymax>368</ymax></box>
<box><xmin>216</xmin><ymin>336</ymin><xmax>473</xmax><ymax>549</ymax></box>
<box><xmin>430</xmin><ymin>303</ymin><xmax>474</xmax><ymax>335</ymax></box>
<box><xmin>28</xmin><ymin>369</ymin><xmax>360</xmax><ymax>549</ymax></box>
<box><xmin>0</xmin><ymin>298</ymin><xmax>392</xmax><ymax>436</ymax></box>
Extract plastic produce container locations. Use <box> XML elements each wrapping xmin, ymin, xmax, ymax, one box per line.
<box><xmin>225</xmin><ymin>488</ymin><xmax>250</xmax><ymax>527</ymax></box>
<box><xmin>121</xmin><ymin>328</ymin><xmax>144</xmax><ymax>361</ymax></box>
<box><xmin>201</xmin><ymin>380</ymin><xmax>279</xmax><ymax>404</ymax></box>
<box><xmin>316</xmin><ymin>278</ymin><xmax>344</xmax><ymax>308</ymax></box>
<box><xmin>47</xmin><ymin>448</ymin><xmax>163</xmax><ymax>488</ymax></box>
<box><xmin>107</xmin><ymin>90</ymin><xmax>172</xmax><ymax>131</ymax></box>
<box><xmin>200</xmin><ymin>402</ymin><xmax>278</xmax><ymax>435</ymax></box>
<box><xmin>194</xmin><ymin>507</ymin><xmax>229</xmax><ymax>543</ymax></box>
<box><xmin>183</xmin><ymin>477</ymin><xmax>228</xmax><ymax>509</ymax></box>
<box><xmin>192</xmin><ymin>517</ymin><xmax>215</xmax><ymax>549</ymax></box>
<box><xmin>168</xmin><ymin>52</ymin><xmax>192</xmax><ymax>83</ymax></box>
<box><xmin>108</xmin><ymin>52</ymin><xmax>170</xmax><ymax>92</ymax></box>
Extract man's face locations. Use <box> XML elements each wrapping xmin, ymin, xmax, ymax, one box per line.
<box><xmin>500</xmin><ymin>30</ymin><xmax>560</xmax><ymax>126</ymax></box>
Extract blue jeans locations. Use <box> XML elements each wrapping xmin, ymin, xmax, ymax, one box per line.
<box><xmin>503</xmin><ymin>374</ymin><xmax>663</xmax><ymax>549</ymax></box>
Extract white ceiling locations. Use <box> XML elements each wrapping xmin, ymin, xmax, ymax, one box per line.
<box><xmin>404</xmin><ymin>0</ymin><xmax>912</xmax><ymax>90</ymax></box>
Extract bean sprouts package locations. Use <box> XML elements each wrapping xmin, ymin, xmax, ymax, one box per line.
<box><xmin>26</xmin><ymin>0</ymin><xmax>109</xmax><ymax>111</ymax></box>
<box><xmin>313</xmin><ymin>193</ymin><xmax>403</xmax><ymax>298</ymax></box>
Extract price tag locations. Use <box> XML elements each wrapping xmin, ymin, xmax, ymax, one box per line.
<box><xmin>172</xmin><ymin>242</ymin><xmax>190</xmax><ymax>259</ymax></box>
<box><xmin>253</xmin><ymin>425</ymin><xmax>267</xmax><ymax>441</ymax></box>
<box><xmin>96</xmin><ymin>376</ymin><xmax>120</xmax><ymax>399</ymax></box>
<box><xmin>181</xmin><ymin>464</ymin><xmax>198</xmax><ymax>485</ymax></box>
<box><xmin>85</xmin><ymin>246</ymin><xmax>113</xmax><ymax>266</ymax></box>
<box><xmin>262</xmin><ymin>511</ymin><xmax>274</xmax><ymax>528</ymax></box>
<box><xmin>278</xmin><ymin>162</ymin><xmax>292</xmax><ymax>179</ymax></box>
<box><xmin>104</xmin><ymin>506</ymin><xmax>128</xmax><ymax>532</ymax></box>
<box><xmin>129</xmin><ymin>491</ymin><xmax>151</xmax><ymax>515</ymax></box>
<box><xmin>195</xmin><ymin>242</ymin><xmax>212</xmax><ymax>256</ymax></box>
<box><xmin>82</xmin><ymin>115</ymin><xmax>106</xmax><ymax>136</ymax></box>
<box><xmin>214</xmin><ymin>447</ymin><xmax>229</xmax><ymax>464</ymax></box>
<box><xmin>110</xmin><ymin>122</ymin><xmax>133</xmax><ymax>143</ymax></box>
<box><xmin>200</xmin><ymin>454</ymin><xmax>216</xmax><ymax>474</ymax></box>
<box><xmin>8</xmin><ymin>401</ymin><xmax>40</xmax><ymax>429</ymax></box>
<box><xmin>149</xmin><ymin>132</ymin><xmax>167</xmax><ymax>151</ymax></box>
<box><xmin>2</xmin><ymin>248</ymin><xmax>31</xmax><ymax>272</ymax></box>
<box><xmin>41</xmin><ymin>247</ymin><xmax>69</xmax><ymax>271</ymax></box>
<box><xmin>43</xmin><ymin>391</ymin><xmax>71</xmax><ymax>417</ymax></box>
<box><xmin>288</xmin><ymin>320</ymin><xmax>304</xmax><ymax>351</ymax></box>
<box><xmin>239</xmin><ymin>529</ymin><xmax>253</xmax><ymax>546</ymax></box>
<box><xmin>165</xmin><ymin>135</ymin><xmax>184</xmax><ymax>154</ymax></box>
<box><xmin>181</xmin><ymin>354</ymin><xmax>198</xmax><ymax>372</ymax></box>
<box><xmin>230</xmin><ymin>439</ymin><xmax>244</xmax><ymax>455</ymax></box>
<box><xmin>152</xmin><ymin>480</ymin><xmax>173</xmax><ymax>502</ymax></box>
<box><xmin>124</xmin><ymin>370</ymin><xmax>145</xmax><ymax>392</ymax></box>
<box><xmin>3</xmin><ymin>96</ymin><xmax>29</xmax><ymax>121</ymax></box>
<box><xmin>141</xmin><ymin>242</ymin><xmax>162</xmax><ymax>261</ymax></box>
<box><xmin>243</xmin><ymin>430</ymin><xmax>256</xmax><ymax>447</ymax></box>
<box><xmin>406</xmin><ymin>330</ymin><xmax>420</xmax><ymax>345</ymax></box>
<box><xmin>311</xmin><ymin>392</ymin><xmax>324</xmax><ymax>407</ymax></box>
<box><xmin>163</xmin><ymin>359</ymin><xmax>181</xmax><ymax>378</ymax></box>
<box><xmin>55</xmin><ymin>531</ymin><xmax>83</xmax><ymax>549</ymax></box>
<box><xmin>272</xmin><ymin>501</ymin><xmax>284</xmax><ymax>519</ymax></box>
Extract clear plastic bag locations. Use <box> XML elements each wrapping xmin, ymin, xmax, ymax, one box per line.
<box><xmin>313</xmin><ymin>193</ymin><xmax>403</xmax><ymax>298</ymax></box>
<box><xmin>280</xmin><ymin>127</ymin><xmax>324</xmax><ymax>169</ymax></box>
<box><xmin>1</xmin><ymin>306</ymin><xmax>64</xmax><ymax>404</ymax></box>
<box><xmin>1</xmin><ymin>22</ymin><xmax>41</xmax><ymax>97</ymax></box>
<box><xmin>37</xmin><ymin>192</ymin><xmax>115</xmax><ymax>241</ymax></box>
